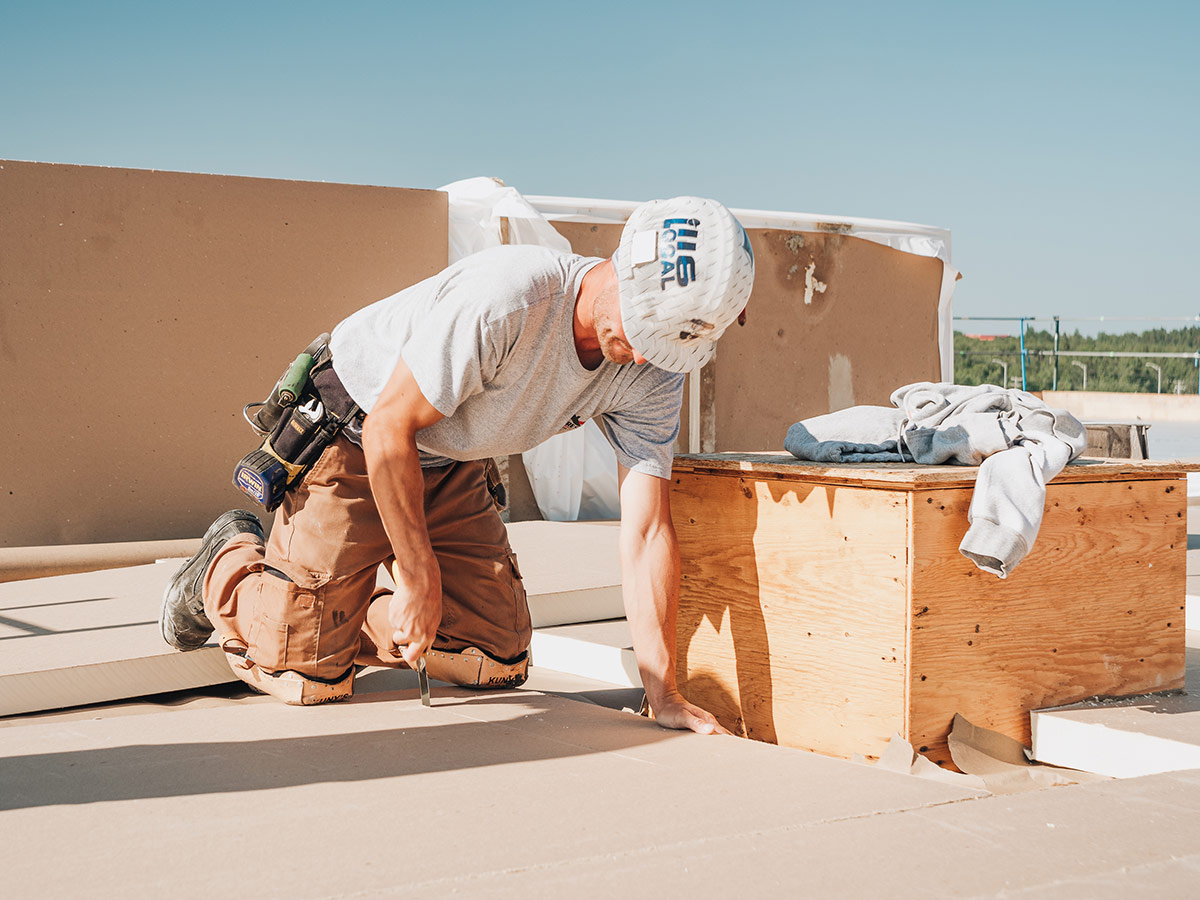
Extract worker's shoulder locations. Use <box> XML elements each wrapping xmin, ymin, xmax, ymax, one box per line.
<box><xmin>450</xmin><ymin>245</ymin><xmax>595</xmax><ymax>312</ymax></box>
<box><xmin>461</xmin><ymin>243</ymin><xmax>579</xmax><ymax>272</ymax></box>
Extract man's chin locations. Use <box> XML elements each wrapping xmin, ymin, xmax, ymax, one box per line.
<box><xmin>598</xmin><ymin>341</ymin><xmax>632</xmax><ymax>366</ymax></box>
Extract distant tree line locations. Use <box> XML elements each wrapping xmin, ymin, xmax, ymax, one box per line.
<box><xmin>955</xmin><ymin>326</ymin><xmax>1200</xmax><ymax>393</ymax></box>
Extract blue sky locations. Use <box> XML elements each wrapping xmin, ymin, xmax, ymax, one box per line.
<box><xmin>3</xmin><ymin>1</ymin><xmax>1196</xmax><ymax>334</ymax></box>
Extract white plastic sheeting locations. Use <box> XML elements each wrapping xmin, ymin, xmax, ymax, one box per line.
<box><xmin>438</xmin><ymin>178</ymin><xmax>621</xmax><ymax>520</ymax></box>
<box><xmin>440</xmin><ymin>177</ymin><xmax>573</xmax><ymax>264</ymax></box>
<box><xmin>520</xmin><ymin>421</ymin><xmax>622</xmax><ymax>522</ymax></box>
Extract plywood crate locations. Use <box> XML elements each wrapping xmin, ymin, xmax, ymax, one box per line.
<box><xmin>671</xmin><ymin>453</ymin><xmax>1191</xmax><ymax>766</ymax></box>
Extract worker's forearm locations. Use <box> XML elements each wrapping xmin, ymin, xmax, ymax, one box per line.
<box><xmin>361</xmin><ymin>419</ymin><xmax>437</xmax><ymax>590</ymax></box>
<box><xmin>621</xmin><ymin>527</ymin><xmax>683</xmax><ymax>709</ymax></box>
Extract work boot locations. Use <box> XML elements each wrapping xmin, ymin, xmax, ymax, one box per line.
<box><xmin>160</xmin><ymin>510</ymin><xmax>264</xmax><ymax>651</ymax></box>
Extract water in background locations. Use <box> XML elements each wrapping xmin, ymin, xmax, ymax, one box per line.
<box><xmin>1145</xmin><ymin>422</ymin><xmax>1200</xmax><ymax>462</ymax></box>
<box><xmin>1143</xmin><ymin>421</ymin><xmax>1200</xmax><ymax>498</ymax></box>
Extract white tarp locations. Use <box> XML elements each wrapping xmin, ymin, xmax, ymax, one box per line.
<box><xmin>439</xmin><ymin>178</ymin><xmax>621</xmax><ymax>521</ymax></box>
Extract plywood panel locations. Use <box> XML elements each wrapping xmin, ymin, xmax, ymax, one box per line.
<box><xmin>908</xmin><ymin>479</ymin><xmax>1187</xmax><ymax>765</ymax></box>
<box><xmin>675</xmin><ymin>453</ymin><xmax>1199</xmax><ymax>489</ymax></box>
<box><xmin>0</xmin><ymin>160</ymin><xmax>447</xmax><ymax>546</ymax></box>
<box><xmin>673</xmin><ymin>472</ymin><xmax>909</xmax><ymax>757</ymax></box>
<box><xmin>712</xmin><ymin>230</ymin><xmax>945</xmax><ymax>451</ymax></box>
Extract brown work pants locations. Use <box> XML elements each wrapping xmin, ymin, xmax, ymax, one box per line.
<box><xmin>203</xmin><ymin>436</ymin><xmax>530</xmax><ymax>687</ymax></box>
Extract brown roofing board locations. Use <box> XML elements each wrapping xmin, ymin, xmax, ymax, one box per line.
<box><xmin>0</xmin><ymin>521</ymin><xmax>622</xmax><ymax>716</ymax></box>
<box><xmin>0</xmin><ymin>160</ymin><xmax>447</xmax><ymax>546</ymax></box>
<box><xmin>5</xmin><ymin>678</ymin><xmax>1200</xmax><ymax>897</ymax></box>
<box><xmin>553</xmin><ymin>222</ymin><xmax>949</xmax><ymax>453</ymax></box>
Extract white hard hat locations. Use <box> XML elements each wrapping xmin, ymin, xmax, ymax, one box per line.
<box><xmin>613</xmin><ymin>196</ymin><xmax>755</xmax><ymax>373</ymax></box>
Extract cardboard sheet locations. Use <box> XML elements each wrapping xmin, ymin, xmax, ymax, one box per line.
<box><xmin>872</xmin><ymin>715</ymin><xmax>1109</xmax><ymax>793</ymax></box>
<box><xmin>950</xmin><ymin>713</ymin><xmax>1109</xmax><ymax>791</ymax></box>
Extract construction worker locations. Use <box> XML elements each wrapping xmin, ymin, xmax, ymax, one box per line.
<box><xmin>160</xmin><ymin>196</ymin><xmax>754</xmax><ymax>735</ymax></box>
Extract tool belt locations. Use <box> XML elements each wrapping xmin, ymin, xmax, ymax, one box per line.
<box><xmin>232</xmin><ymin>335</ymin><xmax>363</xmax><ymax>511</ymax></box>
<box><xmin>232</xmin><ymin>335</ymin><xmax>508</xmax><ymax>514</ymax></box>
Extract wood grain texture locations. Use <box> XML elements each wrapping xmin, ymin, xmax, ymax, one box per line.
<box><xmin>908</xmin><ymin>479</ymin><xmax>1188</xmax><ymax>766</ymax></box>
<box><xmin>673</xmin><ymin>473</ymin><xmax>909</xmax><ymax>758</ymax></box>
<box><xmin>674</xmin><ymin>453</ymin><xmax>1199</xmax><ymax>489</ymax></box>
<box><xmin>709</xmin><ymin>231</ymin><xmax>944</xmax><ymax>450</ymax></box>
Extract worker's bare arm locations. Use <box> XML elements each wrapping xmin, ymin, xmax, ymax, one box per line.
<box><xmin>618</xmin><ymin>466</ymin><xmax>732</xmax><ymax>736</ymax></box>
<box><xmin>360</xmin><ymin>355</ymin><xmax>445</xmax><ymax>668</ymax></box>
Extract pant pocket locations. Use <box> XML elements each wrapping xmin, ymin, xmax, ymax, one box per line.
<box><xmin>247</xmin><ymin>570</ymin><xmax>328</xmax><ymax>674</ymax></box>
<box><xmin>506</xmin><ymin>550</ymin><xmax>531</xmax><ymax>648</ymax></box>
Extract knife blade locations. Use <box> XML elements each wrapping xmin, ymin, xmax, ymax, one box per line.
<box><xmin>417</xmin><ymin>656</ymin><xmax>431</xmax><ymax>707</ymax></box>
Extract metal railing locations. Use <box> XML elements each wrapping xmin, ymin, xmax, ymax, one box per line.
<box><xmin>953</xmin><ymin>316</ymin><xmax>1200</xmax><ymax>392</ymax></box>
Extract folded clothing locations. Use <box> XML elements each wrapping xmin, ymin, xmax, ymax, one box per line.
<box><xmin>784</xmin><ymin>382</ymin><xmax>1087</xmax><ymax>578</ymax></box>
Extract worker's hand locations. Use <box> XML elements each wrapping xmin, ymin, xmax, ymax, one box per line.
<box><xmin>648</xmin><ymin>690</ymin><xmax>733</xmax><ymax>736</ymax></box>
<box><xmin>389</xmin><ymin>556</ymin><xmax>442</xmax><ymax>669</ymax></box>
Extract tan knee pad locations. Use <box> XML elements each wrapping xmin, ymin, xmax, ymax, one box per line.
<box><xmin>223</xmin><ymin>643</ymin><xmax>355</xmax><ymax>706</ymax></box>
<box><xmin>424</xmin><ymin>646</ymin><xmax>529</xmax><ymax>689</ymax></box>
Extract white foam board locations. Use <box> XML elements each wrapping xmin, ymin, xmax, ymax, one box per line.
<box><xmin>1032</xmin><ymin>692</ymin><xmax>1200</xmax><ymax>778</ymax></box>
<box><xmin>530</xmin><ymin>620</ymin><xmax>641</xmax><ymax>687</ymax></box>
<box><xmin>506</xmin><ymin>520</ymin><xmax>624</xmax><ymax>627</ymax></box>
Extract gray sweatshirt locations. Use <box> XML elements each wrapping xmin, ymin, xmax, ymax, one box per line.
<box><xmin>784</xmin><ymin>382</ymin><xmax>1087</xmax><ymax>578</ymax></box>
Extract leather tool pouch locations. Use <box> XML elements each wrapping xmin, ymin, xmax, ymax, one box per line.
<box><xmin>233</xmin><ymin>344</ymin><xmax>362</xmax><ymax>511</ymax></box>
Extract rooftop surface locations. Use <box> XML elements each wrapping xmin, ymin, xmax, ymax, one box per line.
<box><xmin>1</xmin><ymin>511</ymin><xmax>1198</xmax><ymax>898</ymax></box>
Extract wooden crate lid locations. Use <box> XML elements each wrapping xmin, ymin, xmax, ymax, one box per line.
<box><xmin>672</xmin><ymin>451</ymin><xmax>1200</xmax><ymax>491</ymax></box>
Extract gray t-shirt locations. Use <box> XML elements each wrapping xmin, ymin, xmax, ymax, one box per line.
<box><xmin>329</xmin><ymin>245</ymin><xmax>684</xmax><ymax>479</ymax></box>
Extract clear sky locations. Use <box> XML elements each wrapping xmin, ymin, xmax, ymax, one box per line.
<box><xmin>3</xmin><ymin>0</ymin><xmax>1196</xmax><ymax>335</ymax></box>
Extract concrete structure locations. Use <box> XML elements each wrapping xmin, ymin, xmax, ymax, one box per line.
<box><xmin>1043</xmin><ymin>390</ymin><xmax>1200</xmax><ymax>424</ymax></box>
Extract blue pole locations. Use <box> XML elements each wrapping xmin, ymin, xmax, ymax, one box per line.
<box><xmin>1019</xmin><ymin>318</ymin><xmax>1028</xmax><ymax>390</ymax></box>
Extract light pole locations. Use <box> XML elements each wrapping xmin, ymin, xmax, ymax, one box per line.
<box><xmin>1070</xmin><ymin>360</ymin><xmax>1088</xmax><ymax>390</ymax></box>
<box><xmin>1146</xmin><ymin>362</ymin><xmax>1162</xmax><ymax>394</ymax></box>
<box><xmin>990</xmin><ymin>358</ymin><xmax>1008</xmax><ymax>390</ymax></box>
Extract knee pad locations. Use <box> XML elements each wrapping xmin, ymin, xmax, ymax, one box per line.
<box><xmin>223</xmin><ymin>643</ymin><xmax>354</xmax><ymax>706</ymax></box>
<box><xmin>425</xmin><ymin>646</ymin><xmax>529</xmax><ymax>688</ymax></box>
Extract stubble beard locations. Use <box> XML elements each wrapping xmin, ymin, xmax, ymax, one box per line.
<box><xmin>593</xmin><ymin>296</ymin><xmax>634</xmax><ymax>366</ymax></box>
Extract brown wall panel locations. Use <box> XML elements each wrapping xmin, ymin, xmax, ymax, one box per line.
<box><xmin>1</xmin><ymin>161</ymin><xmax>447</xmax><ymax>546</ymax></box>
<box><xmin>713</xmin><ymin>230</ymin><xmax>944</xmax><ymax>452</ymax></box>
